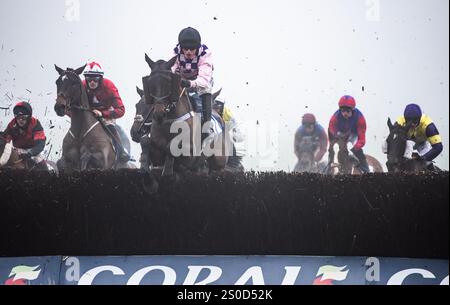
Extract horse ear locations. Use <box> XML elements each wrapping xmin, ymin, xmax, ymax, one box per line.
<box><xmin>55</xmin><ymin>65</ymin><xmax>64</xmax><ymax>75</ymax></box>
<box><xmin>387</xmin><ymin>118</ymin><xmax>393</xmax><ymax>131</ymax></box>
<box><xmin>145</xmin><ymin>53</ymin><xmax>155</xmax><ymax>70</ymax></box>
<box><xmin>74</xmin><ymin>64</ymin><xmax>87</xmax><ymax>75</ymax></box>
<box><xmin>136</xmin><ymin>86</ymin><xmax>144</xmax><ymax>98</ymax></box>
<box><xmin>212</xmin><ymin>88</ymin><xmax>222</xmax><ymax>102</ymax></box>
<box><xmin>165</xmin><ymin>56</ymin><xmax>177</xmax><ymax>70</ymax></box>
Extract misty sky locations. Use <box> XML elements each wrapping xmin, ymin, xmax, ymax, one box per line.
<box><xmin>0</xmin><ymin>0</ymin><xmax>448</xmax><ymax>171</ymax></box>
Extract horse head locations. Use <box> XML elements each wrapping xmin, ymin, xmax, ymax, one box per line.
<box><xmin>54</xmin><ymin>64</ymin><xmax>86</xmax><ymax>117</ymax></box>
<box><xmin>385</xmin><ymin>117</ymin><xmax>409</xmax><ymax>172</ymax></box>
<box><xmin>131</xmin><ymin>86</ymin><xmax>152</xmax><ymax>143</ymax></box>
<box><xmin>296</xmin><ymin>136</ymin><xmax>316</xmax><ymax>172</ymax></box>
<box><xmin>142</xmin><ymin>54</ymin><xmax>180</xmax><ymax>123</ymax></box>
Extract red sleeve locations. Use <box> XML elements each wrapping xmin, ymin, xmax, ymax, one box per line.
<box><xmin>3</xmin><ymin>120</ymin><xmax>15</xmax><ymax>143</ymax></box>
<box><xmin>102</xmin><ymin>79</ymin><xmax>125</xmax><ymax>119</ymax></box>
<box><xmin>32</xmin><ymin>119</ymin><xmax>46</xmax><ymax>141</ymax></box>
<box><xmin>315</xmin><ymin>127</ymin><xmax>328</xmax><ymax>162</ymax></box>
<box><xmin>353</xmin><ymin>115</ymin><xmax>367</xmax><ymax>150</ymax></box>
<box><xmin>328</xmin><ymin>114</ymin><xmax>338</xmax><ymax>139</ymax></box>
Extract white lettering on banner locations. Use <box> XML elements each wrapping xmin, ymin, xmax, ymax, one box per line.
<box><xmin>127</xmin><ymin>266</ymin><xmax>176</xmax><ymax>285</ymax></box>
<box><xmin>183</xmin><ymin>266</ymin><xmax>222</xmax><ymax>285</ymax></box>
<box><xmin>387</xmin><ymin>268</ymin><xmax>436</xmax><ymax>285</ymax></box>
<box><xmin>235</xmin><ymin>266</ymin><xmax>265</xmax><ymax>285</ymax></box>
<box><xmin>73</xmin><ymin>263</ymin><xmax>448</xmax><ymax>285</ymax></box>
<box><xmin>365</xmin><ymin>257</ymin><xmax>380</xmax><ymax>282</ymax></box>
<box><xmin>78</xmin><ymin>266</ymin><xmax>125</xmax><ymax>285</ymax></box>
<box><xmin>281</xmin><ymin>267</ymin><xmax>302</xmax><ymax>285</ymax></box>
<box><xmin>65</xmin><ymin>257</ymin><xmax>80</xmax><ymax>282</ymax></box>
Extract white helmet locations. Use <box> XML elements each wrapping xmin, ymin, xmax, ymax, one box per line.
<box><xmin>84</xmin><ymin>61</ymin><xmax>104</xmax><ymax>77</ymax></box>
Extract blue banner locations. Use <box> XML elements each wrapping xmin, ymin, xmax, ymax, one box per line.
<box><xmin>0</xmin><ymin>256</ymin><xmax>448</xmax><ymax>285</ymax></box>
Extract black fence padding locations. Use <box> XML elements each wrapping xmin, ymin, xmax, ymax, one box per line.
<box><xmin>0</xmin><ymin>170</ymin><xmax>448</xmax><ymax>258</ymax></box>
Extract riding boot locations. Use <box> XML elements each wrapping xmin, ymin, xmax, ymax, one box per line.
<box><xmin>201</xmin><ymin>93</ymin><xmax>212</xmax><ymax>142</ymax></box>
<box><xmin>107</xmin><ymin>125</ymin><xmax>131</xmax><ymax>162</ymax></box>
<box><xmin>353</xmin><ymin>148</ymin><xmax>370</xmax><ymax>173</ymax></box>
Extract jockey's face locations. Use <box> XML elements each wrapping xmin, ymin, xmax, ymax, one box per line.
<box><xmin>303</xmin><ymin>124</ymin><xmax>315</xmax><ymax>134</ymax></box>
<box><xmin>182</xmin><ymin>48</ymin><xmax>197</xmax><ymax>60</ymax></box>
<box><xmin>86</xmin><ymin>76</ymin><xmax>102</xmax><ymax>90</ymax></box>
<box><xmin>340</xmin><ymin>107</ymin><xmax>353</xmax><ymax>119</ymax></box>
<box><xmin>15</xmin><ymin>115</ymin><xmax>30</xmax><ymax>128</ymax></box>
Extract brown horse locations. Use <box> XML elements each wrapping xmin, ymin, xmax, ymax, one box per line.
<box><xmin>54</xmin><ymin>65</ymin><xmax>132</xmax><ymax>171</ymax></box>
<box><xmin>0</xmin><ymin>132</ymin><xmax>57</xmax><ymax>172</ymax></box>
<box><xmin>293</xmin><ymin>136</ymin><xmax>327</xmax><ymax>173</ymax></box>
<box><xmin>139</xmin><ymin>55</ymin><xmax>228</xmax><ymax>192</ymax></box>
<box><xmin>327</xmin><ymin>138</ymin><xmax>383</xmax><ymax>174</ymax></box>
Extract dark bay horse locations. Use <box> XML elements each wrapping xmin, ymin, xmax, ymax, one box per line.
<box><xmin>54</xmin><ymin>65</ymin><xmax>132</xmax><ymax>171</ymax></box>
<box><xmin>385</xmin><ymin>118</ymin><xmax>439</xmax><ymax>172</ymax></box>
<box><xmin>137</xmin><ymin>55</ymin><xmax>228</xmax><ymax>192</ymax></box>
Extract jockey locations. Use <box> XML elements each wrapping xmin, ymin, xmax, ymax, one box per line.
<box><xmin>395</xmin><ymin>104</ymin><xmax>443</xmax><ymax>165</ymax></box>
<box><xmin>294</xmin><ymin>113</ymin><xmax>328</xmax><ymax>163</ymax></box>
<box><xmin>82</xmin><ymin>61</ymin><xmax>130</xmax><ymax>162</ymax></box>
<box><xmin>328</xmin><ymin>95</ymin><xmax>370</xmax><ymax>173</ymax></box>
<box><xmin>171</xmin><ymin>27</ymin><xmax>214</xmax><ymax>141</ymax></box>
<box><xmin>3</xmin><ymin>102</ymin><xmax>47</xmax><ymax>170</ymax></box>
<box><xmin>213</xmin><ymin>99</ymin><xmax>245</xmax><ymax>171</ymax></box>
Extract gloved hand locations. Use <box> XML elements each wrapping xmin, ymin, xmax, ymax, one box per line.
<box><xmin>93</xmin><ymin>109</ymin><xmax>103</xmax><ymax>118</ymax></box>
<box><xmin>19</xmin><ymin>152</ymin><xmax>32</xmax><ymax>160</ymax></box>
<box><xmin>180</xmin><ymin>79</ymin><xmax>191</xmax><ymax>88</ymax></box>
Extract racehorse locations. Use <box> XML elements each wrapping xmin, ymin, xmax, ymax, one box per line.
<box><xmin>385</xmin><ymin>118</ymin><xmax>439</xmax><ymax>172</ymax></box>
<box><xmin>327</xmin><ymin>137</ymin><xmax>383</xmax><ymax>174</ymax></box>
<box><xmin>142</xmin><ymin>54</ymin><xmax>227</xmax><ymax>176</ymax></box>
<box><xmin>54</xmin><ymin>65</ymin><xmax>133</xmax><ymax>171</ymax></box>
<box><xmin>0</xmin><ymin>131</ymin><xmax>57</xmax><ymax>172</ymax></box>
<box><xmin>293</xmin><ymin>136</ymin><xmax>325</xmax><ymax>173</ymax></box>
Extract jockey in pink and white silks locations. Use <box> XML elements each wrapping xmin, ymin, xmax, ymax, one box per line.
<box><xmin>170</xmin><ymin>27</ymin><xmax>214</xmax><ymax>141</ymax></box>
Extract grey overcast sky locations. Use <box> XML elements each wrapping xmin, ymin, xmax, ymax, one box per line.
<box><xmin>0</xmin><ymin>0</ymin><xmax>448</xmax><ymax>171</ymax></box>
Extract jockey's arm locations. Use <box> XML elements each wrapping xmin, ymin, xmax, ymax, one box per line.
<box><xmin>422</xmin><ymin>123</ymin><xmax>443</xmax><ymax>161</ymax></box>
<box><xmin>29</xmin><ymin>120</ymin><xmax>46</xmax><ymax>156</ymax></box>
<box><xmin>101</xmin><ymin>97</ymin><xmax>125</xmax><ymax>119</ymax></box>
<box><xmin>294</xmin><ymin>130</ymin><xmax>303</xmax><ymax>158</ymax></box>
<box><xmin>101</xmin><ymin>81</ymin><xmax>125</xmax><ymax>119</ymax></box>
<box><xmin>353</xmin><ymin>115</ymin><xmax>367</xmax><ymax>151</ymax></box>
<box><xmin>327</xmin><ymin>114</ymin><xmax>339</xmax><ymax>141</ymax></box>
<box><xmin>190</xmin><ymin>52</ymin><xmax>213</xmax><ymax>90</ymax></box>
<box><xmin>315</xmin><ymin>126</ymin><xmax>328</xmax><ymax>162</ymax></box>
<box><xmin>3</xmin><ymin>124</ymin><xmax>13</xmax><ymax>143</ymax></box>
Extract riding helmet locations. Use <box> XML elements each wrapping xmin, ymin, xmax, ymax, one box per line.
<box><xmin>338</xmin><ymin>95</ymin><xmax>356</xmax><ymax>109</ymax></box>
<box><xmin>178</xmin><ymin>27</ymin><xmax>201</xmax><ymax>50</ymax></box>
<box><xmin>404</xmin><ymin>104</ymin><xmax>422</xmax><ymax>121</ymax></box>
<box><xmin>13</xmin><ymin>101</ymin><xmax>32</xmax><ymax>116</ymax></box>
<box><xmin>83</xmin><ymin>61</ymin><xmax>104</xmax><ymax>77</ymax></box>
<box><xmin>302</xmin><ymin>113</ymin><xmax>317</xmax><ymax>125</ymax></box>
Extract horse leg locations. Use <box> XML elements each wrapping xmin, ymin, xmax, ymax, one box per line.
<box><xmin>80</xmin><ymin>151</ymin><xmax>92</xmax><ymax>170</ymax></box>
<box><xmin>162</xmin><ymin>155</ymin><xmax>174</xmax><ymax>177</ymax></box>
<box><xmin>139</xmin><ymin>138</ymin><xmax>152</xmax><ymax>171</ymax></box>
